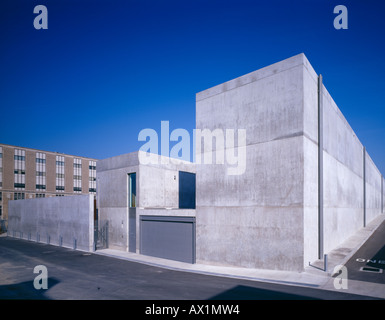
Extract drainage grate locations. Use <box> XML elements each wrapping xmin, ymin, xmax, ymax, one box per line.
<box><xmin>359</xmin><ymin>266</ymin><xmax>383</xmax><ymax>273</ymax></box>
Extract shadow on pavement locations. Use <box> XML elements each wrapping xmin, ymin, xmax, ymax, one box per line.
<box><xmin>208</xmin><ymin>285</ymin><xmax>320</xmax><ymax>300</ymax></box>
<box><xmin>0</xmin><ymin>277</ymin><xmax>60</xmax><ymax>300</ymax></box>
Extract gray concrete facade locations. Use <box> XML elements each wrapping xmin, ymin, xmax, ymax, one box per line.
<box><xmin>7</xmin><ymin>194</ymin><xmax>94</xmax><ymax>251</ymax></box>
<box><xmin>96</xmin><ymin>151</ymin><xmax>195</xmax><ymax>252</ymax></box>
<box><xmin>4</xmin><ymin>55</ymin><xmax>383</xmax><ymax>272</ymax></box>
<box><xmin>195</xmin><ymin>53</ymin><xmax>384</xmax><ymax>271</ymax></box>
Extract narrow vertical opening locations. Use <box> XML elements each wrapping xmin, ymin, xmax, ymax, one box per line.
<box><xmin>128</xmin><ymin>173</ymin><xmax>136</xmax><ymax>208</ymax></box>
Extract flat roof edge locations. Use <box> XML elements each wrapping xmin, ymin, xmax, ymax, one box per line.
<box><xmin>196</xmin><ymin>53</ymin><xmax>311</xmax><ymax>102</ymax></box>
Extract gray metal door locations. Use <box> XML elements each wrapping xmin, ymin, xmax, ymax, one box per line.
<box><xmin>140</xmin><ymin>216</ymin><xmax>195</xmax><ymax>263</ymax></box>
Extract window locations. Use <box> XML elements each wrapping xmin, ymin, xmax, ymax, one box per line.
<box><xmin>14</xmin><ymin>149</ymin><xmax>26</xmax><ymax>190</ymax></box>
<box><xmin>56</xmin><ymin>155</ymin><xmax>65</xmax><ymax>193</ymax></box>
<box><xmin>14</xmin><ymin>155</ymin><xmax>25</xmax><ymax>161</ymax></box>
<box><xmin>36</xmin><ymin>152</ymin><xmax>46</xmax><ymax>190</ymax></box>
<box><xmin>36</xmin><ymin>152</ymin><xmax>46</xmax><ymax>164</ymax></box>
<box><xmin>73</xmin><ymin>158</ymin><xmax>82</xmax><ymax>192</ymax></box>
<box><xmin>88</xmin><ymin>160</ymin><xmax>96</xmax><ymax>194</ymax></box>
<box><xmin>0</xmin><ymin>191</ymin><xmax>2</xmax><ymax>201</ymax></box>
<box><xmin>128</xmin><ymin>173</ymin><xmax>136</xmax><ymax>208</ymax></box>
<box><xmin>14</xmin><ymin>192</ymin><xmax>25</xmax><ymax>200</ymax></box>
<box><xmin>36</xmin><ymin>193</ymin><xmax>45</xmax><ymax>198</ymax></box>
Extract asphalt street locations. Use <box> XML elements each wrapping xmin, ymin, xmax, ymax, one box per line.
<box><xmin>344</xmin><ymin>220</ymin><xmax>385</xmax><ymax>284</ymax></box>
<box><xmin>0</xmin><ymin>236</ymin><xmax>381</xmax><ymax>300</ymax></box>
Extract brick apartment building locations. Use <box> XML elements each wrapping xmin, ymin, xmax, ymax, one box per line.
<box><xmin>0</xmin><ymin>143</ymin><xmax>97</xmax><ymax>222</ymax></box>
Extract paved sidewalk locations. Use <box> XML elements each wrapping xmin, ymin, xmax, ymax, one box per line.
<box><xmin>95</xmin><ymin>214</ymin><xmax>385</xmax><ymax>300</ymax></box>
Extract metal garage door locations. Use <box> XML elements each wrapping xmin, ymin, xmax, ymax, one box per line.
<box><xmin>140</xmin><ymin>216</ymin><xmax>196</xmax><ymax>263</ymax></box>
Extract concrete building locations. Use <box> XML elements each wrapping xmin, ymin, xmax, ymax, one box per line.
<box><xmin>6</xmin><ymin>53</ymin><xmax>384</xmax><ymax>272</ymax></box>
<box><xmin>0</xmin><ymin>143</ymin><xmax>97</xmax><ymax>223</ymax></box>
<box><xmin>97</xmin><ymin>53</ymin><xmax>384</xmax><ymax>272</ymax></box>
<box><xmin>195</xmin><ymin>53</ymin><xmax>384</xmax><ymax>271</ymax></box>
<box><xmin>97</xmin><ymin>151</ymin><xmax>196</xmax><ymax>262</ymax></box>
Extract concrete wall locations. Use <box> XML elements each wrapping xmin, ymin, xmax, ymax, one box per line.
<box><xmin>97</xmin><ymin>151</ymin><xmax>195</xmax><ymax>251</ymax></box>
<box><xmin>321</xmin><ymin>84</ymin><xmax>365</xmax><ymax>254</ymax></box>
<box><xmin>195</xmin><ymin>53</ymin><xmax>384</xmax><ymax>271</ymax></box>
<box><xmin>196</xmin><ymin>53</ymin><xmax>307</xmax><ymax>271</ymax></box>
<box><xmin>302</xmin><ymin>58</ymin><xmax>383</xmax><ymax>262</ymax></box>
<box><xmin>381</xmin><ymin>177</ymin><xmax>385</xmax><ymax>213</ymax></box>
<box><xmin>320</xmin><ymin>84</ymin><xmax>383</xmax><ymax>255</ymax></box>
<box><xmin>7</xmin><ymin>194</ymin><xmax>94</xmax><ymax>251</ymax></box>
<box><xmin>365</xmin><ymin>152</ymin><xmax>383</xmax><ymax>224</ymax></box>
<box><xmin>302</xmin><ymin>57</ymin><xmax>319</xmax><ymax>266</ymax></box>
<box><xmin>383</xmin><ymin>175</ymin><xmax>385</xmax><ymax>214</ymax></box>
<box><xmin>139</xmin><ymin>165</ymin><xmax>179</xmax><ymax>208</ymax></box>
<box><xmin>97</xmin><ymin>152</ymin><xmax>139</xmax><ymax>251</ymax></box>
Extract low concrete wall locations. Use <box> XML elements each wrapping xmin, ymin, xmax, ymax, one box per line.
<box><xmin>7</xmin><ymin>195</ymin><xmax>94</xmax><ymax>251</ymax></box>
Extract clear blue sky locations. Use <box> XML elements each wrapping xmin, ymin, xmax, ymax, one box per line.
<box><xmin>1</xmin><ymin>0</ymin><xmax>384</xmax><ymax>174</ymax></box>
